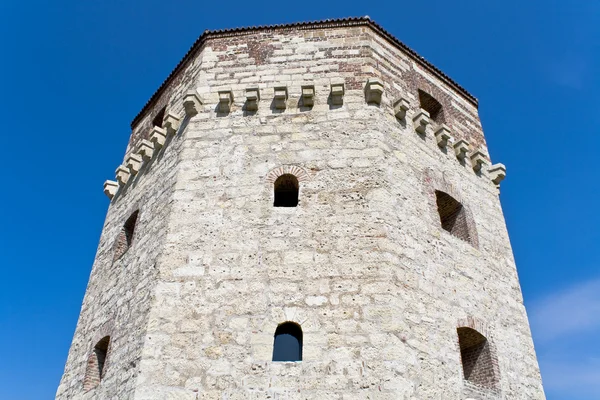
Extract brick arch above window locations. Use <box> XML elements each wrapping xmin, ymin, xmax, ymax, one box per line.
<box><xmin>266</xmin><ymin>165</ymin><xmax>311</xmax><ymax>184</ymax></box>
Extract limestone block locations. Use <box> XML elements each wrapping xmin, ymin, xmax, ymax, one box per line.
<box><xmin>301</xmin><ymin>85</ymin><xmax>315</xmax><ymax>107</ymax></box>
<box><xmin>454</xmin><ymin>139</ymin><xmax>470</xmax><ymax>161</ymax></box>
<box><xmin>413</xmin><ymin>109</ymin><xmax>430</xmax><ymax>134</ymax></box>
<box><xmin>218</xmin><ymin>90</ymin><xmax>233</xmax><ymax>113</ymax></box>
<box><xmin>245</xmin><ymin>88</ymin><xmax>260</xmax><ymax>111</ymax></box>
<box><xmin>489</xmin><ymin>163</ymin><xmax>507</xmax><ymax>187</ymax></box>
<box><xmin>330</xmin><ymin>82</ymin><xmax>345</xmax><ymax>105</ymax></box>
<box><xmin>115</xmin><ymin>165</ymin><xmax>130</xmax><ymax>186</ymax></box>
<box><xmin>138</xmin><ymin>139</ymin><xmax>154</xmax><ymax>161</ymax></box>
<box><xmin>470</xmin><ymin>150</ymin><xmax>488</xmax><ymax>172</ymax></box>
<box><xmin>393</xmin><ymin>98</ymin><xmax>410</xmax><ymax>120</ymax></box>
<box><xmin>163</xmin><ymin>111</ymin><xmax>181</xmax><ymax>136</ymax></box>
<box><xmin>183</xmin><ymin>91</ymin><xmax>202</xmax><ymax>116</ymax></box>
<box><xmin>126</xmin><ymin>153</ymin><xmax>143</xmax><ymax>175</ymax></box>
<box><xmin>150</xmin><ymin>126</ymin><xmax>167</xmax><ymax>149</ymax></box>
<box><xmin>365</xmin><ymin>78</ymin><xmax>384</xmax><ymax>105</ymax></box>
<box><xmin>434</xmin><ymin>124</ymin><xmax>453</xmax><ymax>148</ymax></box>
<box><xmin>274</xmin><ymin>86</ymin><xmax>288</xmax><ymax>110</ymax></box>
<box><xmin>103</xmin><ymin>180</ymin><xmax>118</xmax><ymax>199</ymax></box>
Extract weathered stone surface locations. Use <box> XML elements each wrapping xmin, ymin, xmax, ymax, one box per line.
<box><xmin>365</xmin><ymin>77</ymin><xmax>384</xmax><ymax>104</ymax></box>
<box><xmin>413</xmin><ymin>109</ymin><xmax>430</xmax><ymax>134</ymax></box>
<box><xmin>126</xmin><ymin>153</ymin><xmax>143</xmax><ymax>175</ymax></box>
<box><xmin>163</xmin><ymin>111</ymin><xmax>181</xmax><ymax>136</ymax></box>
<box><xmin>454</xmin><ymin>139</ymin><xmax>471</xmax><ymax>161</ymax></box>
<box><xmin>218</xmin><ymin>90</ymin><xmax>233</xmax><ymax>113</ymax></box>
<box><xmin>393</xmin><ymin>97</ymin><xmax>410</xmax><ymax>120</ymax></box>
<box><xmin>115</xmin><ymin>165</ymin><xmax>130</xmax><ymax>186</ymax></box>
<box><xmin>273</xmin><ymin>86</ymin><xmax>288</xmax><ymax>110</ymax></box>
<box><xmin>301</xmin><ymin>85</ymin><xmax>315</xmax><ymax>107</ymax></box>
<box><xmin>489</xmin><ymin>163</ymin><xmax>507</xmax><ymax>189</ymax></box>
<box><xmin>57</xmin><ymin>19</ymin><xmax>545</xmax><ymax>400</ymax></box>
<box><xmin>435</xmin><ymin>124</ymin><xmax>453</xmax><ymax>148</ymax></box>
<box><xmin>103</xmin><ymin>180</ymin><xmax>118</xmax><ymax>199</ymax></box>
<box><xmin>138</xmin><ymin>139</ymin><xmax>154</xmax><ymax>161</ymax></box>
<box><xmin>471</xmin><ymin>150</ymin><xmax>488</xmax><ymax>173</ymax></box>
<box><xmin>245</xmin><ymin>88</ymin><xmax>260</xmax><ymax>111</ymax></box>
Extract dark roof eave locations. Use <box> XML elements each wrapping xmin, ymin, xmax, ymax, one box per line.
<box><xmin>130</xmin><ymin>17</ymin><xmax>478</xmax><ymax>129</ymax></box>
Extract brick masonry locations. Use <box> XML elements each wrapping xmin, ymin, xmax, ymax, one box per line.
<box><xmin>56</xmin><ymin>19</ymin><xmax>545</xmax><ymax>399</ymax></box>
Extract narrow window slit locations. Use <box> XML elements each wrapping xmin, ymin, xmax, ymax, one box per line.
<box><xmin>113</xmin><ymin>210</ymin><xmax>139</xmax><ymax>260</ymax></box>
<box><xmin>272</xmin><ymin>322</ymin><xmax>302</xmax><ymax>361</ymax></box>
<box><xmin>274</xmin><ymin>174</ymin><xmax>299</xmax><ymax>207</ymax></box>
<box><xmin>83</xmin><ymin>336</ymin><xmax>110</xmax><ymax>391</ymax></box>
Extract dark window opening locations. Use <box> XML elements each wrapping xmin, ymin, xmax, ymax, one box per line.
<box><xmin>457</xmin><ymin>327</ymin><xmax>498</xmax><ymax>389</ymax></box>
<box><xmin>272</xmin><ymin>322</ymin><xmax>302</xmax><ymax>362</ymax></box>
<box><xmin>113</xmin><ymin>210</ymin><xmax>139</xmax><ymax>260</ymax></box>
<box><xmin>418</xmin><ymin>90</ymin><xmax>444</xmax><ymax>124</ymax></box>
<box><xmin>274</xmin><ymin>174</ymin><xmax>299</xmax><ymax>207</ymax></box>
<box><xmin>435</xmin><ymin>191</ymin><xmax>471</xmax><ymax>243</ymax></box>
<box><xmin>152</xmin><ymin>106</ymin><xmax>166</xmax><ymax>127</ymax></box>
<box><xmin>83</xmin><ymin>336</ymin><xmax>110</xmax><ymax>391</ymax></box>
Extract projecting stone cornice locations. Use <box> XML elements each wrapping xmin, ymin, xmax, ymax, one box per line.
<box><xmin>105</xmin><ymin>78</ymin><xmax>503</xmax><ymax>202</ymax></box>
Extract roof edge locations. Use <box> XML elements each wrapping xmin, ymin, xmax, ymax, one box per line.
<box><xmin>130</xmin><ymin>17</ymin><xmax>478</xmax><ymax>129</ymax></box>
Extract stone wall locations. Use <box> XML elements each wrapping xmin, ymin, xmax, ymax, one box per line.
<box><xmin>57</xmin><ymin>20</ymin><xmax>545</xmax><ymax>400</ymax></box>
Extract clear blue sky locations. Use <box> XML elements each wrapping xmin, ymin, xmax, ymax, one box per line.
<box><xmin>1</xmin><ymin>1</ymin><xmax>598</xmax><ymax>399</ymax></box>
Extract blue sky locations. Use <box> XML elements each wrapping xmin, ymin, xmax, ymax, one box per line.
<box><xmin>0</xmin><ymin>0</ymin><xmax>598</xmax><ymax>399</ymax></box>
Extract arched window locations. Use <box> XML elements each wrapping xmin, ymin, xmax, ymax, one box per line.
<box><xmin>273</xmin><ymin>174</ymin><xmax>299</xmax><ymax>207</ymax></box>
<box><xmin>113</xmin><ymin>210</ymin><xmax>139</xmax><ymax>260</ymax></box>
<box><xmin>83</xmin><ymin>336</ymin><xmax>110</xmax><ymax>391</ymax></box>
<box><xmin>457</xmin><ymin>327</ymin><xmax>498</xmax><ymax>389</ymax></box>
<box><xmin>435</xmin><ymin>191</ymin><xmax>471</xmax><ymax>243</ymax></box>
<box><xmin>272</xmin><ymin>322</ymin><xmax>302</xmax><ymax>362</ymax></box>
<box><xmin>152</xmin><ymin>106</ymin><xmax>166</xmax><ymax>127</ymax></box>
<box><xmin>418</xmin><ymin>90</ymin><xmax>444</xmax><ymax>124</ymax></box>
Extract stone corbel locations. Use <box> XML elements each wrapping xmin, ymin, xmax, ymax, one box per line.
<box><xmin>434</xmin><ymin>124</ymin><xmax>453</xmax><ymax>148</ymax></box>
<box><xmin>488</xmin><ymin>163</ymin><xmax>507</xmax><ymax>188</ymax></box>
<box><xmin>218</xmin><ymin>90</ymin><xmax>233</xmax><ymax>113</ymax></box>
<box><xmin>454</xmin><ymin>139</ymin><xmax>470</xmax><ymax>161</ymax></box>
<box><xmin>365</xmin><ymin>78</ymin><xmax>384</xmax><ymax>105</ymax></box>
<box><xmin>103</xmin><ymin>180</ymin><xmax>118</xmax><ymax>199</ymax></box>
<box><xmin>150</xmin><ymin>126</ymin><xmax>167</xmax><ymax>150</ymax></box>
<box><xmin>164</xmin><ymin>111</ymin><xmax>181</xmax><ymax>136</ymax></box>
<box><xmin>301</xmin><ymin>85</ymin><xmax>315</xmax><ymax>107</ymax></box>
<box><xmin>183</xmin><ymin>91</ymin><xmax>202</xmax><ymax>116</ymax></box>
<box><xmin>413</xmin><ymin>109</ymin><xmax>430</xmax><ymax>134</ymax></box>
<box><xmin>274</xmin><ymin>86</ymin><xmax>288</xmax><ymax>110</ymax></box>
<box><xmin>126</xmin><ymin>153</ymin><xmax>143</xmax><ymax>175</ymax></box>
<box><xmin>470</xmin><ymin>150</ymin><xmax>488</xmax><ymax>173</ymax></box>
<box><xmin>138</xmin><ymin>139</ymin><xmax>154</xmax><ymax>161</ymax></box>
<box><xmin>115</xmin><ymin>165</ymin><xmax>130</xmax><ymax>186</ymax></box>
<box><xmin>330</xmin><ymin>82</ymin><xmax>345</xmax><ymax>105</ymax></box>
<box><xmin>393</xmin><ymin>98</ymin><xmax>410</xmax><ymax>120</ymax></box>
<box><xmin>245</xmin><ymin>88</ymin><xmax>259</xmax><ymax>111</ymax></box>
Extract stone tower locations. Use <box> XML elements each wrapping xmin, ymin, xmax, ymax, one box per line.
<box><xmin>56</xmin><ymin>17</ymin><xmax>545</xmax><ymax>400</ymax></box>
